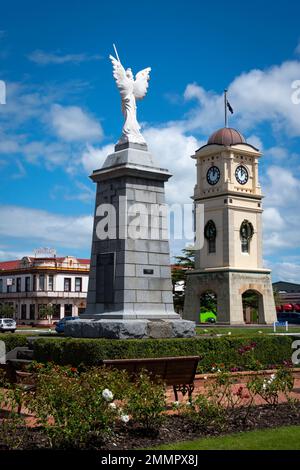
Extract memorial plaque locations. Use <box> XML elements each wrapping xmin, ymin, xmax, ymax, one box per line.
<box><xmin>96</xmin><ymin>252</ymin><xmax>115</xmax><ymax>304</ymax></box>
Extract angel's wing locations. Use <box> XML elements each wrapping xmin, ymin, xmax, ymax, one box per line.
<box><xmin>109</xmin><ymin>55</ymin><xmax>133</xmax><ymax>97</ymax></box>
<box><xmin>133</xmin><ymin>67</ymin><xmax>151</xmax><ymax>100</ymax></box>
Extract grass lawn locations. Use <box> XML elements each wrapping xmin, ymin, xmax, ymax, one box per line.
<box><xmin>150</xmin><ymin>425</ymin><xmax>300</xmax><ymax>450</ymax></box>
<box><xmin>196</xmin><ymin>326</ymin><xmax>300</xmax><ymax>336</ymax></box>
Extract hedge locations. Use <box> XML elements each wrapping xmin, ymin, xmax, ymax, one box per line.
<box><xmin>33</xmin><ymin>335</ymin><xmax>297</xmax><ymax>373</ymax></box>
<box><xmin>0</xmin><ymin>334</ymin><xmax>28</xmax><ymax>352</ymax></box>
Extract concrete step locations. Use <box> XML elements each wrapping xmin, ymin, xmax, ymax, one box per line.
<box><xmin>6</xmin><ymin>347</ymin><xmax>30</xmax><ymax>361</ymax></box>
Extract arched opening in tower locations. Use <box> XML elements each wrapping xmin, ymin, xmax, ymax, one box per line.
<box><xmin>242</xmin><ymin>290</ymin><xmax>263</xmax><ymax>324</ymax></box>
<box><xmin>199</xmin><ymin>290</ymin><xmax>217</xmax><ymax>323</ymax></box>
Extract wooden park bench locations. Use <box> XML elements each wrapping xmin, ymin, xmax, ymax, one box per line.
<box><xmin>101</xmin><ymin>356</ymin><xmax>200</xmax><ymax>401</ymax></box>
<box><xmin>0</xmin><ymin>348</ymin><xmax>35</xmax><ymax>414</ymax></box>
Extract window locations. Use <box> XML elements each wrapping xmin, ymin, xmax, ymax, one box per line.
<box><xmin>37</xmin><ymin>304</ymin><xmax>45</xmax><ymax>319</ymax></box>
<box><xmin>39</xmin><ymin>275</ymin><xmax>45</xmax><ymax>291</ymax></box>
<box><xmin>29</xmin><ymin>304</ymin><xmax>35</xmax><ymax>320</ymax></box>
<box><xmin>64</xmin><ymin>304</ymin><xmax>73</xmax><ymax>316</ymax></box>
<box><xmin>240</xmin><ymin>220</ymin><xmax>254</xmax><ymax>254</ymax></box>
<box><xmin>21</xmin><ymin>304</ymin><xmax>27</xmax><ymax>320</ymax></box>
<box><xmin>53</xmin><ymin>304</ymin><xmax>60</xmax><ymax>320</ymax></box>
<box><xmin>16</xmin><ymin>277</ymin><xmax>21</xmax><ymax>292</ymax></box>
<box><xmin>75</xmin><ymin>277</ymin><xmax>82</xmax><ymax>292</ymax></box>
<box><xmin>48</xmin><ymin>275</ymin><xmax>54</xmax><ymax>291</ymax></box>
<box><xmin>204</xmin><ymin>220</ymin><xmax>217</xmax><ymax>254</ymax></box>
<box><xmin>33</xmin><ymin>275</ymin><xmax>37</xmax><ymax>291</ymax></box>
<box><xmin>25</xmin><ymin>276</ymin><xmax>30</xmax><ymax>292</ymax></box>
<box><xmin>64</xmin><ymin>278</ymin><xmax>71</xmax><ymax>292</ymax></box>
<box><xmin>6</xmin><ymin>278</ymin><xmax>13</xmax><ymax>293</ymax></box>
<box><xmin>0</xmin><ymin>279</ymin><xmax>2</xmax><ymax>293</ymax></box>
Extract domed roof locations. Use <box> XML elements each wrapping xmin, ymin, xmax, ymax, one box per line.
<box><xmin>207</xmin><ymin>127</ymin><xmax>246</xmax><ymax>146</ymax></box>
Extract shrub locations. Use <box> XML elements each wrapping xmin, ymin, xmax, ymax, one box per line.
<box><xmin>124</xmin><ymin>371</ymin><xmax>166</xmax><ymax>431</ymax></box>
<box><xmin>25</xmin><ymin>365</ymin><xmax>130</xmax><ymax>449</ymax></box>
<box><xmin>33</xmin><ymin>335</ymin><xmax>297</xmax><ymax>373</ymax></box>
<box><xmin>0</xmin><ymin>334</ymin><xmax>28</xmax><ymax>352</ymax></box>
<box><xmin>247</xmin><ymin>366</ymin><xmax>294</xmax><ymax>406</ymax></box>
<box><xmin>182</xmin><ymin>394</ymin><xmax>226</xmax><ymax>431</ymax></box>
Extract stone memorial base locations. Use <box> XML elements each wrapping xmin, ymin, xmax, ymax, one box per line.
<box><xmin>64</xmin><ymin>318</ymin><xmax>195</xmax><ymax>339</ymax></box>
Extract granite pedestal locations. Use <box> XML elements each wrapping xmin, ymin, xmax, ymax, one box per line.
<box><xmin>65</xmin><ymin>142</ymin><xmax>195</xmax><ymax>339</ymax></box>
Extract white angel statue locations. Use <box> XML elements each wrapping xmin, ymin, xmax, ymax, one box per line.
<box><xmin>109</xmin><ymin>47</ymin><xmax>151</xmax><ymax>146</ymax></box>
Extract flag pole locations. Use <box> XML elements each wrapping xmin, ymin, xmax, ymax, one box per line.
<box><xmin>224</xmin><ymin>89</ymin><xmax>228</xmax><ymax>128</ymax></box>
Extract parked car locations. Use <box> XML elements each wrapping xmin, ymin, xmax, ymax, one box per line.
<box><xmin>55</xmin><ymin>316</ymin><xmax>78</xmax><ymax>334</ymax></box>
<box><xmin>206</xmin><ymin>317</ymin><xmax>216</xmax><ymax>323</ymax></box>
<box><xmin>282</xmin><ymin>304</ymin><xmax>293</xmax><ymax>312</ymax></box>
<box><xmin>277</xmin><ymin>312</ymin><xmax>300</xmax><ymax>324</ymax></box>
<box><xmin>0</xmin><ymin>318</ymin><xmax>16</xmax><ymax>333</ymax></box>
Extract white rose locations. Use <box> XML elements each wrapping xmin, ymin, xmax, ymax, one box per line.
<box><xmin>109</xmin><ymin>402</ymin><xmax>117</xmax><ymax>409</ymax></box>
<box><xmin>121</xmin><ymin>414</ymin><xmax>130</xmax><ymax>423</ymax></box>
<box><xmin>173</xmin><ymin>401</ymin><xmax>180</xmax><ymax>408</ymax></box>
<box><xmin>102</xmin><ymin>388</ymin><xmax>114</xmax><ymax>402</ymax></box>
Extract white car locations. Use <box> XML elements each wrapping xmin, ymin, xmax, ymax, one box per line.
<box><xmin>0</xmin><ymin>318</ymin><xmax>16</xmax><ymax>333</ymax></box>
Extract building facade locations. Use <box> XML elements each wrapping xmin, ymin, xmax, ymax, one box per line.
<box><xmin>0</xmin><ymin>256</ymin><xmax>90</xmax><ymax>324</ymax></box>
<box><xmin>273</xmin><ymin>281</ymin><xmax>300</xmax><ymax>305</ymax></box>
<box><xmin>183</xmin><ymin>127</ymin><xmax>276</xmax><ymax>324</ymax></box>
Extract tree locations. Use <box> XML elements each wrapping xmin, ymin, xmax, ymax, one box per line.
<box><xmin>39</xmin><ymin>304</ymin><xmax>55</xmax><ymax>323</ymax></box>
<box><xmin>171</xmin><ymin>247</ymin><xmax>195</xmax><ymax>312</ymax></box>
<box><xmin>0</xmin><ymin>303</ymin><xmax>14</xmax><ymax>318</ymax></box>
<box><xmin>273</xmin><ymin>288</ymin><xmax>282</xmax><ymax>307</ymax></box>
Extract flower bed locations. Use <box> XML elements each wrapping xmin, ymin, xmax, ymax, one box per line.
<box><xmin>0</xmin><ymin>362</ymin><xmax>299</xmax><ymax>450</ymax></box>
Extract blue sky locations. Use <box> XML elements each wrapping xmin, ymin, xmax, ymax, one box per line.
<box><xmin>0</xmin><ymin>0</ymin><xmax>300</xmax><ymax>282</ymax></box>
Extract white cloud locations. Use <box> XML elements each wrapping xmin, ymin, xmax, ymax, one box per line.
<box><xmin>264</xmin><ymin>165</ymin><xmax>300</xmax><ymax>207</ymax></box>
<box><xmin>50</xmin><ymin>181</ymin><xmax>94</xmax><ymax>203</ymax></box>
<box><xmin>144</xmin><ymin>126</ymin><xmax>203</xmax><ymax>206</ymax></box>
<box><xmin>183</xmin><ymin>61</ymin><xmax>300</xmax><ymax>137</ymax></box>
<box><xmin>0</xmin><ymin>205</ymin><xmax>93</xmax><ymax>250</ymax></box>
<box><xmin>265</xmin><ymin>146</ymin><xmax>287</xmax><ymax>160</ymax></box>
<box><xmin>269</xmin><ymin>261</ymin><xmax>300</xmax><ymax>283</ymax></box>
<box><xmin>81</xmin><ymin>143</ymin><xmax>115</xmax><ymax>174</ymax></box>
<box><xmin>262</xmin><ymin>166</ymin><xmax>300</xmax><ymax>256</ymax></box>
<box><xmin>0</xmin><ymin>249</ymin><xmax>32</xmax><ymax>261</ymax></box>
<box><xmin>50</xmin><ymin>104</ymin><xmax>103</xmax><ymax>142</ymax></box>
<box><xmin>247</xmin><ymin>135</ymin><xmax>263</xmax><ymax>151</ymax></box>
<box><xmin>28</xmin><ymin>50</ymin><xmax>102</xmax><ymax>65</ymax></box>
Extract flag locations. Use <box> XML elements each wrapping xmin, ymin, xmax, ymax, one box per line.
<box><xmin>227</xmin><ymin>100</ymin><xmax>234</xmax><ymax>114</ymax></box>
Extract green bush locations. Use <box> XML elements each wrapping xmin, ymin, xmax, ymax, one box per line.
<box><xmin>0</xmin><ymin>334</ymin><xmax>28</xmax><ymax>352</ymax></box>
<box><xmin>125</xmin><ymin>371</ymin><xmax>166</xmax><ymax>431</ymax></box>
<box><xmin>32</xmin><ymin>335</ymin><xmax>296</xmax><ymax>373</ymax></box>
<box><xmin>25</xmin><ymin>365</ymin><xmax>130</xmax><ymax>449</ymax></box>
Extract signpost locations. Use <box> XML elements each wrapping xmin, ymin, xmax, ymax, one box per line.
<box><xmin>273</xmin><ymin>320</ymin><xmax>288</xmax><ymax>332</ymax></box>
<box><xmin>34</xmin><ymin>248</ymin><xmax>57</xmax><ymax>258</ymax></box>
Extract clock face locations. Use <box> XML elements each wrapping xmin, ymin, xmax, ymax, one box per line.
<box><xmin>204</xmin><ymin>220</ymin><xmax>217</xmax><ymax>240</ymax></box>
<box><xmin>235</xmin><ymin>165</ymin><xmax>249</xmax><ymax>185</ymax></box>
<box><xmin>206</xmin><ymin>166</ymin><xmax>220</xmax><ymax>185</ymax></box>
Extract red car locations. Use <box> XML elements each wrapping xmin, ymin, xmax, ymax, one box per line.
<box><xmin>294</xmin><ymin>304</ymin><xmax>300</xmax><ymax>313</ymax></box>
<box><xmin>283</xmin><ymin>304</ymin><xmax>293</xmax><ymax>312</ymax></box>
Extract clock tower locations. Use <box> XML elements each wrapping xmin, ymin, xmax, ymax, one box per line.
<box><xmin>183</xmin><ymin>127</ymin><xmax>276</xmax><ymax>324</ymax></box>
